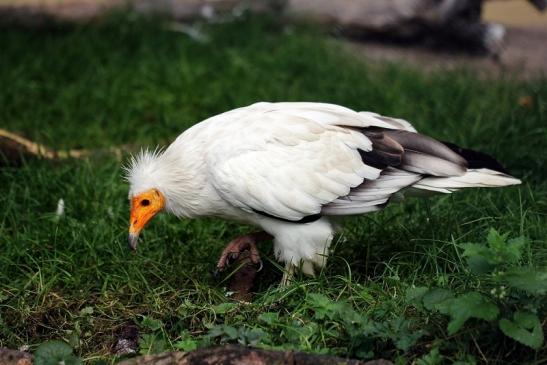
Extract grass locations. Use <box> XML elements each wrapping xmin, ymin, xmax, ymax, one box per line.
<box><xmin>0</xmin><ymin>12</ymin><xmax>546</xmax><ymax>364</ymax></box>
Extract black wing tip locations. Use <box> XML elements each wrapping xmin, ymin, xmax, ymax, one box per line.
<box><xmin>442</xmin><ymin>141</ymin><xmax>511</xmax><ymax>175</ymax></box>
<box><xmin>252</xmin><ymin>209</ymin><xmax>322</xmax><ymax>224</ymax></box>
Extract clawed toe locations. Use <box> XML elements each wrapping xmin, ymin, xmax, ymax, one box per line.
<box><xmin>217</xmin><ymin>250</ymin><xmax>259</xmax><ymax>272</ymax></box>
<box><xmin>215</xmin><ymin>231</ymin><xmax>271</xmax><ymax>277</ymax></box>
<box><xmin>256</xmin><ymin>259</ymin><xmax>263</xmax><ymax>272</ymax></box>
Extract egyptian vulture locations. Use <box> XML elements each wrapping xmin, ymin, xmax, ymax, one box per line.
<box><xmin>126</xmin><ymin>102</ymin><xmax>520</xmax><ymax>283</ymax></box>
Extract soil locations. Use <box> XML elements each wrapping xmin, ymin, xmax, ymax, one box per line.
<box><xmin>347</xmin><ymin>26</ymin><xmax>547</xmax><ymax>79</ymax></box>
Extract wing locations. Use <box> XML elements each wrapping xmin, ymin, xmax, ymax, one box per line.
<box><xmin>322</xmin><ymin>127</ymin><xmax>468</xmax><ymax>215</ymax></box>
<box><xmin>206</xmin><ymin>102</ymin><xmax>443</xmax><ymax>221</ymax></box>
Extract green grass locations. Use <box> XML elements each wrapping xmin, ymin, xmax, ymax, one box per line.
<box><xmin>1</xmin><ymin>13</ymin><xmax>546</xmax><ymax>364</ymax></box>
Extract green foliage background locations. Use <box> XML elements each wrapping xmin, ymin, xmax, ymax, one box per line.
<box><xmin>0</xmin><ymin>13</ymin><xmax>546</xmax><ymax>364</ymax></box>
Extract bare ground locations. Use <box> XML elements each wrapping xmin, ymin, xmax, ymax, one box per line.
<box><xmin>346</xmin><ymin>26</ymin><xmax>547</xmax><ymax>79</ymax></box>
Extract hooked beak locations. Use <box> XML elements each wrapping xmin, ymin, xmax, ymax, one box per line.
<box><xmin>128</xmin><ymin>188</ymin><xmax>165</xmax><ymax>252</ymax></box>
<box><xmin>128</xmin><ymin>232</ymin><xmax>139</xmax><ymax>251</ymax></box>
<box><xmin>128</xmin><ymin>211</ymin><xmax>146</xmax><ymax>252</ymax></box>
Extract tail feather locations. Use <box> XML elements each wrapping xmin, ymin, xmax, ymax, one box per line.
<box><xmin>411</xmin><ymin>168</ymin><xmax>521</xmax><ymax>194</ymax></box>
<box><xmin>324</xmin><ymin>129</ymin><xmax>520</xmax><ymax>216</ymax></box>
<box><xmin>409</xmin><ymin>141</ymin><xmax>521</xmax><ymax>194</ymax></box>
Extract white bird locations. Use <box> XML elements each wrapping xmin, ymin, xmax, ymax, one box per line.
<box><xmin>126</xmin><ymin>102</ymin><xmax>520</xmax><ymax>284</ymax></box>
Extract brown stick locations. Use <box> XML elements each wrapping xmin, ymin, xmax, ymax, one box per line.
<box><xmin>0</xmin><ymin>128</ymin><xmax>126</xmax><ymax>165</ymax></box>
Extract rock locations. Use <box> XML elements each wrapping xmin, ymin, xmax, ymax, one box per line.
<box><xmin>112</xmin><ymin>324</ymin><xmax>140</xmax><ymax>356</ymax></box>
<box><xmin>0</xmin><ymin>348</ymin><xmax>33</xmax><ymax>365</ymax></box>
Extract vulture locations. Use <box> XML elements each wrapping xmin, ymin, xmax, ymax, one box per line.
<box><xmin>126</xmin><ymin>102</ymin><xmax>520</xmax><ymax>284</ymax></box>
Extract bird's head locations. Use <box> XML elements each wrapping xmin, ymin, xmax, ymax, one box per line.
<box><xmin>125</xmin><ymin>149</ymin><xmax>170</xmax><ymax>251</ymax></box>
<box><xmin>128</xmin><ymin>188</ymin><xmax>165</xmax><ymax>250</ymax></box>
<box><xmin>125</xmin><ymin>145</ymin><xmax>203</xmax><ymax>250</ymax></box>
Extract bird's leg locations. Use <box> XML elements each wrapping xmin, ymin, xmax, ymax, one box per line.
<box><xmin>216</xmin><ymin>231</ymin><xmax>272</xmax><ymax>272</ymax></box>
<box><xmin>280</xmin><ymin>262</ymin><xmax>295</xmax><ymax>287</ymax></box>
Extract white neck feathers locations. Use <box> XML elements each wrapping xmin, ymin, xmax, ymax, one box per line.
<box><xmin>125</xmin><ymin>140</ymin><xmax>208</xmax><ymax>218</ymax></box>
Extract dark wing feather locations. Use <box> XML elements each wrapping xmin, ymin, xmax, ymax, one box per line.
<box><xmin>322</xmin><ymin>128</ymin><xmax>469</xmax><ymax>215</ymax></box>
<box><xmin>442</xmin><ymin>141</ymin><xmax>510</xmax><ymax>174</ymax></box>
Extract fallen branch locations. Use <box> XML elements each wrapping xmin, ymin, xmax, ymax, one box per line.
<box><xmin>117</xmin><ymin>345</ymin><xmax>392</xmax><ymax>365</ymax></box>
<box><xmin>0</xmin><ymin>128</ymin><xmax>126</xmax><ymax>165</ymax></box>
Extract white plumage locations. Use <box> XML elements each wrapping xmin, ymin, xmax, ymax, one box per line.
<box><xmin>126</xmin><ymin>102</ymin><xmax>521</xmax><ymax>277</ymax></box>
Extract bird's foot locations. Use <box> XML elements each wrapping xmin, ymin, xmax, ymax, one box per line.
<box><xmin>216</xmin><ymin>231</ymin><xmax>271</xmax><ymax>272</ymax></box>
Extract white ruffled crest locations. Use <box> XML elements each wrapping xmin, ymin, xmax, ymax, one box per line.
<box><xmin>124</xmin><ymin>142</ymin><xmax>212</xmax><ymax>218</ymax></box>
<box><xmin>124</xmin><ymin>148</ymin><xmax>167</xmax><ymax>197</ymax></box>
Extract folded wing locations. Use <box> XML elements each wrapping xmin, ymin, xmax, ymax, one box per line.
<box><xmin>207</xmin><ymin>102</ymin><xmax>518</xmax><ymax>222</ymax></box>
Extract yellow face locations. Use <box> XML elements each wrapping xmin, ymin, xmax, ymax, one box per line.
<box><xmin>128</xmin><ymin>188</ymin><xmax>165</xmax><ymax>250</ymax></box>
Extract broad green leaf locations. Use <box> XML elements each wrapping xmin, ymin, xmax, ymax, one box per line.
<box><xmin>486</xmin><ymin>228</ymin><xmax>508</xmax><ymax>249</ymax></box>
<box><xmin>460</xmin><ymin>243</ymin><xmax>490</xmax><ymax>258</ymax></box>
<box><xmin>436</xmin><ymin>292</ymin><xmax>499</xmax><ymax>335</ymax></box>
<box><xmin>224</xmin><ymin>325</ymin><xmax>239</xmax><ymax>340</ymax></box>
<box><xmin>466</xmin><ymin>255</ymin><xmax>494</xmax><ymax>274</ymax></box>
<box><xmin>174</xmin><ymin>338</ymin><xmax>198</xmax><ymax>351</ymax></box>
<box><xmin>405</xmin><ymin>286</ymin><xmax>429</xmax><ymax>308</ymax></box>
<box><xmin>140</xmin><ymin>316</ymin><xmax>163</xmax><ymax>331</ymax></box>
<box><xmin>422</xmin><ymin>288</ymin><xmax>454</xmax><ymax>311</ymax></box>
<box><xmin>416</xmin><ymin>347</ymin><xmax>444</xmax><ymax>365</ymax></box>
<box><xmin>499</xmin><ymin>311</ymin><xmax>544</xmax><ymax>350</ymax></box>
<box><xmin>486</xmin><ymin>229</ymin><xmax>525</xmax><ymax>265</ymax></box>
<box><xmin>394</xmin><ymin>329</ymin><xmax>426</xmax><ymax>352</ymax></box>
<box><xmin>207</xmin><ymin>324</ymin><xmax>239</xmax><ymax>341</ymax></box>
<box><xmin>514</xmin><ymin>311</ymin><xmax>542</xmax><ymax>329</ymax></box>
<box><xmin>258</xmin><ymin>312</ymin><xmax>279</xmax><ymax>325</ymax></box>
<box><xmin>139</xmin><ymin>333</ymin><xmax>168</xmax><ymax>354</ymax></box>
<box><xmin>284</xmin><ymin>321</ymin><xmax>322</xmax><ymax>344</ymax></box>
<box><xmin>504</xmin><ymin>236</ymin><xmax>527</xmax><ymax>264</ymax></box>
<box><xmin>461</xmin><ymin>230</ymin><xmax>527</xmax><ymax>271</ymax></box>
<box><xmin>213</xmin><ymin>302</ymin><xmax>237</xmax><ymax>314</ymax></box>
<box><xmin>34</xmin><ymin>341</ymin><xmax>82</xmax><ymax>365</ymax></box>
<box><xmin>503</xmin><ymin>269</ymin><xmax>547</xmax><ymax>295</ymax></box>
<box><xmin>306</xmin><ymin>293</ymin><xmax>344</xmax><ymax>320</ymax></box>
<box><xmin>371</xmin><ymin>317</ymin><xmax>425</xmax><ymax>352</ymax></box>
<box><xmin>460</xmin><ymin>243</ymin><xmax>494</xmax><ymax>273</ymax></box>
<box><xmin>240</xmin><ymin>327</ymin><xmax>269</xmax><ymax>346</ymax></box>
<box><xmin>35</xmin><ymin>340</ymin><xmax>73</xmax><ymax>358</ymax></box>
<box><xmin>344</xmin><ymin>311</ymin><xmax>375</xmax><ymax>338</ymax></box>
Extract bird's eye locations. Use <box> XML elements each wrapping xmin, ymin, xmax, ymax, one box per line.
<box><xmin>141</xmin><ymin>199</ymin><xmax>150</xmax><ymax>207</ymax></box>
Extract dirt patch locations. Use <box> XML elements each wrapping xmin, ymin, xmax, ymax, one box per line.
<box><xmin>346</xmin><ymin>26</ymin><xmax>547</xmax><ymax>78</ymax></box>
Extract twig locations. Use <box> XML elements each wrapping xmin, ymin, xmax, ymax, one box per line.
<box><xmin>0</xmin><ymin>128</ymin><xmax>127</xmax><ymax>163</ymax></box>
